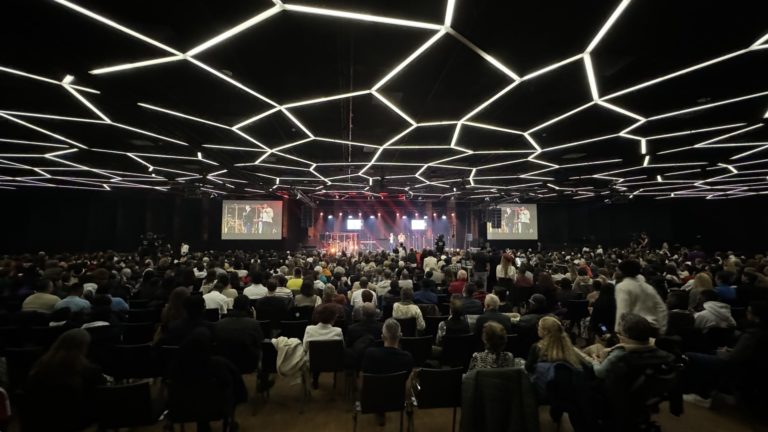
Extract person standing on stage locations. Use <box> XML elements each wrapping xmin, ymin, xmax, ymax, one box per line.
<box><xmin>502</xmin><ymin>207</ymin><xmax>514</xmax><ymax>234</ymax></box>
<box><xmin>242</xmin><ymin>205</ymin><xmax>255</xmax><ymax>234</ymax></box>
<box><xmin>258</xmin><ymin>204</ymin><xmax>274</xmax><ymax>235</ymax></box>
<box><xmin>519</xmin><ymin>206</ymin><xmax>531</xmax><ymax>234</ymax></box>
<box><xmin>397</xmin><ymin>232</ymin><xmax>406</xmax><ymax>247</ymax></box>
<box><xmin>389</xmin><ymin>233</ymin><xmax>395</xmax><ymax>249</ymax></box>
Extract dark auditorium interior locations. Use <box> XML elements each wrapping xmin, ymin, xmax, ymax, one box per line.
<box><xmin>1</xmin><ymin>0</ymin><xmax>767</xmax><ymax>431</ymax></box>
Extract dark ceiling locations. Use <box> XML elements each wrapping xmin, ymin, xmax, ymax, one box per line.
<box><xmin>1</xmin><ymin>0</ymin><xmax>767</xmax><ymax>201</ymax></box>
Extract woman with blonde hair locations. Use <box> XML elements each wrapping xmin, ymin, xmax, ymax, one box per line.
<box><xmin>525</xmin><ymin>316</ymin><xmax>584</xmax><ymax>374</ymax></box>
<box><xmin>687</xmin><ymin>272</ymin><xmax>714</xmax><ymax>309</ymax></box>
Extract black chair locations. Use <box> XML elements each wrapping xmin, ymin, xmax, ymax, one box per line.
<box><xmin>128</xmin><ymin>299</ymin><xmax>150</xmax><ymax>310</ymax></box>
<box><xmin>309</xmin><ymin>340</ymin><xmax>346</xmax><ymax>392</ymax></box>
<box><xmin>703</xmin><ymin>327</ymin><xmax>735</xmax><ymax>352</ymax></box>
<box><xmin>546</xmin><ymin>363</ymin><xmax>593</xmax><ymax>432</ymax></box>
<box><xmin>400</xmin><ymin>336</ymin><xmax>432</xmax><ymax>367</ymax></box>
<box><xmin>86</xmin><ymin>325</ymin><xmax>122</xmax><ymax>367</ymax></box>
<box><xmin>257</xmin><ymin>319</ymin><xmax>274</xmax><ymax>338</ymax></box>
<box><xmin>256</xmin><ymin>300</ymin><xmax>291</xmax><ymax>328</ymax></box>
<box><xmin>280</xmin><ymin>320</ymin><xmax>309</xmax><ymax>340</ymax></box>
<box><xmin>11</xmin><ymin>311</ymin><xmax>50</xmax><ymax>327</ymax></box>
<box><xmin>0</xmin><ymin>326</ymin><xmax>21</xmax><ymax>350</ymax></box>
<box><xmin>25</xmin><ymin>325</ymin><xmax>66</xmax><ymax>349</ymax></box>
<box><xmin>205</xmin><ymin>308</ymin><xmax>221</xmax><ymax>322</ymax></box>
<box><xmin>127</xmin><ymin>308</ymin><xmax>160</xmax><ymax>324</ymax></box>
<box><xmin>666</xmin><ymin>310</ymin><xmax>695</xmax><ymax>337</ymax></box>
<box><xmin>5</xmin><ymin>346</ymin><xmax>44</xmax><ymax>392</ymax></box>
<box><xmin>167</xmin><ymin>378</ymin><xmax>234</xmax><ymax>431</ymax></box>
<box><xmin>353</xmin><ymin>371</ymin><xmax>410</xmax><ymax>432</ymax></box>
<box><xmin>424</xmin><ymin>316</ymin><xmax>447</xmax><ymax>342</ymax></box>
<box><xmin>94</xmin><ymin>380</ymin><xmax>163</xmax><ymax>430</ymax></box>
<box><xmin>395</xmin><ymin>318</ymin><xmax>417</xmax><ymax>337</ymax></box>
<box><xmin>730</xmin><ymin>307</ymin><xmax>747</xmax><ymax>325</ymax></box>
<box><xmin>441</xmin><ymin>334</ymin><xmax>476</xmax><ymax>371</ymax></box>
<box><xmin>121</xmin><ymin>322</ymin><xmax>156</xmax><ymax>345</ymax></box>
<box><xmin>437</xmin><ymin>303</ymin><xmax>450</xmax><ymax>316</ymax></box>
<box><xmin>291</xmin><ymin>305</ymin><xmax>315</xmax><ymax>321</ymax></box>
<box><xmin>334</xmin><ymin>317</ymin><xmax>348</xmax><ymax>333</ymax></box>
<box><xmin>105</xmin><ymin>344</ymin><xmax>159</xmax><ymax>381</ymax></box>
<box><xmin>410</xmin><ymin>368</ymin><xmax>463</xmax><ymax>432</ymax></box>
<box><xmin>563</xmin><ymin>300</ymin><xmax>590</xmax><ymax>334</ymax></box>
<box><xmin>382</xmin><ymin>303</ymin><xmax>394</xmax><ymax>319</ymax></box>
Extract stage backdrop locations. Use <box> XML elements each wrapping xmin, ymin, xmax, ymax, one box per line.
<box><xmin>0</xmin><ymin>189</ymin><xmax>765</xmax><ymax>253</ymax></box>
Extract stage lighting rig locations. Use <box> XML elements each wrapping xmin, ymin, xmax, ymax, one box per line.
<box><xmin>292</xmin><ymin>187</ymin><xmax>317</xmax><ymax>208</ymax></box>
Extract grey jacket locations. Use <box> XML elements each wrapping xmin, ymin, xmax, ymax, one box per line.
<box><xmin>461</xmin><ymin>368</ymin><xmax>539</xmax><ymax>432</ymax></box>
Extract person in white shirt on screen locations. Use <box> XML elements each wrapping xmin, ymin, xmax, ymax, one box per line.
<box><xmin>203</xmin><ymin>282</ymin><xmax>232</xmax><ymax>315</ymax></box>
<box><xmin>258</xmin><ymin>204</ymin><xmax>274</xmax><ymax>234</ymax></box>
<box><xmin>519</xmin><ymin>207</ymin><xmax>531</xmax><ymax>233</ymax></box>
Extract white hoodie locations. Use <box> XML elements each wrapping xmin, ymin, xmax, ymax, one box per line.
<box><xmin>694</xmin><ymin>301</ymin><xmax>736</xmax><ymax>329</ymax></box>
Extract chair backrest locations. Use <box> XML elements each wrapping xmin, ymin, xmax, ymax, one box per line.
<box><xmin>257</xmin><ymin>319</ymin><xmax>273</xmax><ymax>338</ymax></box>
<box><xmin>291</xmin><ymin>305</ymin><xmax>315</xmax><ymax>321</ymax></box>
<box><xmin>424</xmin><ymin>316</ymin><xmax>448</xmax><ymax>342</ymax></box>
<box><xmin>564</xmin><ymin>300</ymin><xmax>590</xmax><ymax>321</ymax></box>
<box><xmin>0</xmin><ymin>326</ymin><xmax>21</xmax><ymax>350</ymax></box>
<box><xmin>105</xmin><ymin>344</ymin><xmax>159</xmax><ymax>380</ymax></box>
<box><xmin>127</xmin><ymin>308</ymin><xmax>160</xmax><ymax>324</ymax></box>
<box><xmin>308</xmin><ymin>339</ymin><xmax>345</xmax><ymax>373</ymax></box>
<box><xmin>260</xmin><ymin>340</ymin><xmax>277</xmax><ymax>374</ymax></box>
<box><xmin>400</xmin><ymin>336</ymin><xmax>432</xmax><ymax>366</ymax></box>
<box><xmin>413</xmin><ymin>367</ymin><xmax>463</xmax><ymax>409</ymax></box>
<box><xmin>158</xmin><ymin>345</ymin><xmax>181</xmax><ymax>378</ymax></box>
<box><xmin>5</xmin><ymin>347</ymin><xmax>44</xmax><ymax>391</ymax></box>
<box><xmin>204</xmin><ymin>308</ymin><xmax>221</xmax><ymax>322</ymax></box>
<box><xmin>25</xmin><ymin>326</ymin><xmax>66</xmax><ymax>349</ymax></box>
<box><xmin>666</xmin><ymin>310</ymin><xmax>695</xmax><ymax>337</ymax></box>
<box><xmin>704</xmin><ymin>326</ymin><xmax>735</xmax><ymax>349</ymax></box>
<box><xmin>167</xmin><ymin>378</ymin><xmax>230</xmax><ymax>424</ymax></box>
<box><xmin>12</xmin><ymin>311</ymin><xmax>50</xmax><ymax>327</ymax></box>
<box><xmin>360</xmin><ymin>371</ymin><xmax>410</xmax><ymax>414</ymax></box>
<box><xmin>280</xmin><ymin>320</ymin><xmax>309</xmax><ymax>340</ymax></box>
<box><xmin>730</xmin><ymin>307</ymin><xmax>746</xmax><ymax>325</ymax></box>
<box><xmin>121</xmin><ymin>322</ymin><xmax>156</xmax><ymax>345</ymax></box>
<box><xmin>128</xmin><ymin>299</ymin><xmax>150</xmax><ymax>310</ymax></box>
<box><xmin>395</xmin><ymin>318</ymin><xmax>417</xmax><ymax>337</ymax></box>
<box><xmin>94</xmin><ymin>380</ymin><xmax>156</xmax><ymax>428</ymax></box>
<box><xmin>441</xmin><ymin>334</ymin><xmax>476</xmax><ymax>370</ymax></box>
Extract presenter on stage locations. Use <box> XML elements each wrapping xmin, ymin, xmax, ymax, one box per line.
<box><xmin>398</xmin><ymin>232</ymin><xmax>406</xmax><ymax>246</ymax></box>
<box><xmin>519</xmin><ymin>206</ymin><xmax>531</xmax><ymax>234</ymax></box>
<box><xmin>258</xmin><ymin>203</ymin><xmax>274</xmax><ymax>235</ymax></box>
<box><xmin>242</xmin><ymin>205</ymin><xmax>255</xmax><ymax>234</ymax></box>
<box><xmin>389</xmin><ymin>233</ymin><xmax>395</xmax><ymax>249</ymax></box>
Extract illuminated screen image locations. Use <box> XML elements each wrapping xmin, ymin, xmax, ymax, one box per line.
<box><xmin>486</xmin><ymin>204</ymin><xmax>538</xmax><ymax>240</ymax></box>
<box><xmin>221</xmin><ymin>200</ymin><xmax>283</xmax><ymax>240</ymax></box>
<box><xmin>411</xmin><ymin>219</ymin><xmax>426</xmax><ymax>230</ymax></box>
<box><xmin>346</xmin><ymin>219</ymin><xmax>362</xmax><ymax>230</ymax></box>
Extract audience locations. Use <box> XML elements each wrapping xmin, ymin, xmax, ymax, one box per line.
<box><xmin>22</xmin><ymin>278</ymin><xmax>59</xmax><ymax>313</ymax></box>
<box><xmin>203</xmin><ymin>282</ymin><xmax>231</xmax><ymax>316</ymax></box>
<box><xmin>392</xmin><ymin>286</ymin><xmax>426</xmax><ymax>332</ymax></box>
<box><xmin>54</xmin><ymin>283</ymin><xmax>91</xmax><ymax>313</ymax></box>
<box><xmin>468</xmin><ymin>321</ymin><xmax>514</xmax><ymax>370</ymax></box>
<box><xmin>474</xmin><ymin>293</ymin><xmax>513</xmax><ymax>335</ymax></box>
<box><xmin>295</xmin><ymin>280</ymin><xmax>322</xmax><ymax>307</ymax></box>
<box><xmin>615</xmin><ymin>260</ymin><xmax>668</xmax><ymax>334</ymax></box>
<box><xmin>693</xmin><ymin>290</ymin><xmax>736</xmax><ymax>330</ymax></box>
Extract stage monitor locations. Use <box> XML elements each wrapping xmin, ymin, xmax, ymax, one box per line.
<box><xmin>486</xmin><ymin>204</ymin><xmax>538</xmax><ymax>240</ymax></box>
<box><xmin>411</xmin><ymin>219</ymin><xmax>426</xmax><ymax>230</ymax></box>
<box><xmin>221</xmin><ymin>200</ymin><xmax>283</xmax><ymax>240</ymax></box>
<box><xmin>346</xmin><ymin>219</ymin><xmax>362</xmax><ymax>230</ymax></box>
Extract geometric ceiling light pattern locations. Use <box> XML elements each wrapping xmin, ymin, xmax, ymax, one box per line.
<box><xmin>0</xmin><ymin>0</ymin><xmax>767</xmax><ymax>200</ymax></box>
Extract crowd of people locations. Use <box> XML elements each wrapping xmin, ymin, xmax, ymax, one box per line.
<box><xmin>0</xmin><ymin>240</ymin><xmax>767</xmax><ymax>431</ymax></box>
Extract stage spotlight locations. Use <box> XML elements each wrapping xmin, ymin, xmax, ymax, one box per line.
<box><xmin>402</xmin><ymin>215</ymin><xmax>407</xmax><ymax>219</ymax></box>
<box><xmin>415</xmin><ymin>212</ymin><xmax>419</xmax><ymax>217</ymax></box>
<box><xmin>358</xmin><ymin>212</ymin><xmax>362</xmax><ymax>216</ymax></box>
<box><xmin>347</xmin><ymin>215</ymin><xmax>352</xmax><ymax>219</ymax></box>
<box><xmin>423</xmin><ymin>216</ymin><xmax>428</xmax><ymax>219</ymax></box>
<box><xmin>369</xmin><ymin>215</ymin><xmax>375</xmax><ymax>219</ymax></box>
<box><xmin>441</xmin><ymin>215</ymin><xmax>447</xmax><ymax>219</ymax></box>
<box><xmin>328</xmin><ymin>215</ymin><xmax>333</xmax><ymax>219</ymax></box>
<box><xmin>451</xmin><ymin>212</ymin><xmax>455</xmax><ymax>217</ymax></box>
<box><xmin>320</xmin><ymin>212</ymin><xmax>324</xmax><ymax>216</ymax></box>
<box><xmin>433</xmin><ymin>213</ymin><xmax>436</xmax><ymax>217</ymax></box>
<box><xmin>338</xmin><ymin>212</ymin><xmax>342</xmax><ymax>217</ymax></box>
<box><xmin>377</xmin><ymin>212</ymin><xmax>381</xmax><ymax>217</ymax></box>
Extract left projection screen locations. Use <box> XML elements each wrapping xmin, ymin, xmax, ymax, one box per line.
<box><xmin>221</xmin><ymin>200</ymin><xmax>283</xmax><ymax>240</ymax></box>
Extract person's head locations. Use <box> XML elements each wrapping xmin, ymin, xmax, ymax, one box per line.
<box><xmin>715</xmin><ymin>270</ymin><xmax>732</xmax><ymax>285</ymax></box>
<box><xmin>32</xmin><ymin>328</ymin><xmax>91</xmax><ymax>375</ymax></box>
<box><xmin>322</xmin><ymin>284</ymin><xmax>337</xmax><ymax>302</ymax></box>
<box><xmin>425</xmin><ymin>271</ymin><xmax>433</xmax><ymax>281</ymax></box>
<box><xmin>35</xmin><ymin>278</ymin><xmax>53</xmax><ymax>293</ymax></box>
<box><xmin>400</xmin><ymin>286</ymin><xmax>414</xmax><ymax>303</ymax></box>
<box><xmin>361</xmin><ymin>289</ymin><xmax>374</xmax><ymax>304</ymax></box>
<box><xmin>211</xmin><ymin>282</ymin><xmax>225</xmax><ymax>293</ymax></box>
<box><xmin>698</xmin><ymin>289</ymin><xmax>721</xmax><ymax>304</ymax></box>
<box><xmin>359</xmin><ymin>277</ymin><xmax>368</xmax><ymax>289</ymax></box>
<box><xmin>536</xmin><ymin>316</ymin><xmax>581</xmax><ymax>368</ymax></box>
<box><xmin>361</xmin><ymin>302</ymin><xmax>377</xmax><ymax>320</ymax></box>
<box><xmin>400</xmin><ymin>270</ymin><xmax>410</xmax><ymax>280</ymax></box>
<box><xmin>484</xmin><ymin>293</ymin><xmax>500</xmax><ymax>311</ymax></box>
<box><xmin>382</xmin><ymin>318</ymin><xmax>402</xmax><ymax>346</ymax></box>
<box><xmin>167</xmin><ymin>286</ymin><xmax>190</xmax><ymax>314</ymax></box>
<box><xmin>618</xmin><ymin>313</ymin><xmax>655</xmax><ymax>344</ymax></box>
<box><xmin>694</xmin><ymin>272</ymin><xmax>714</xmax><ymax>290</ymax></box>
<box><xmin>665</xmin><ymin>290</ymin><xmax>689</xmax><ymax>310</ymax></box>
<box><xmin>482</xmin><ymin>321</ymin><xmax>507</xmax><ymax>354</ymax></box>
<box><xmin>463</xmin><ymin>282</ymin><xmax>476</xmax><ymax>298</ymax></box>
<box><xmin>294</xmin><ymin>267</ymin><xmax>302</xmax><ymax>278</ymax></box>
<box><xmin>249</xmin><ymin>271</ymin><xmax>263</xmax><ymax>285</ymax></box>
<box><xmin>558</xmin><ymin>278</ymin><xmax>573</xmax><ymax>292</ymax></box>
<box><xmin>316</xmin><ymin>304</ymin><xmax>338</xmax><ymax>324</ymax></box>
<box><xmin>528</xmin><ymin>293</ymin><xmax>548</xmax><ymax>313</ymax></box>
<box><xmin>204</xmin><ymin>270</ymin><xmax>217</xmax><ymax>283</ymax></box>
<box><xmin>266</xmin><ymin>278</ymin><xmax>278</xmax><ymax>292</ymax></box>
<box><xmin>449</xmin><ymin>298</ymin><xmax>464</xmax><ymax>318</ymax></box>
<box><xmin>577</xmin><ymin>267</ymin><xmax>588</xmax><ymax>277</ymax></box>
<box><xmin>618</xmin><ymin>259</ymin><xmax>642</xmax><ymax>278</ymax></box>
<box><xmin>231</xmin><ymin>295</ymin><xmax>252</xmax><ymax>317</ymax></box>
<box><xmin>66</xmin><ymin>283</ymin><xmax>84</xmax><ymax>298</ymax></box>
<box><xmin>183</xmin><ymin>295</ymin><xmax>206</xmax><ymax>321</ymax></box>
<box><xmin>389</xmin><ymin>279</ymin><xmax>401</xmax><ymax>296</ymax></box>
<box><xmin>300</xmin><ymin>280</ymin><xmax>315</xmax><ymax>297</ymax></box>
<box><xmin>383</xmin><ymin>269</ymin><xmax>392</xmax><ymax>280</ymax></box>
<box><xmin>457</xmin><ymin>270</ymin><xmax>468</xmax><ymax>281</ymax></box>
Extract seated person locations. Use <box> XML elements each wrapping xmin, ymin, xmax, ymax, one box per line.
<box><xmin>436</xmin><ymin>299</ymin><xmax>472</xmax><ymax>346</ymax></box>
<box><xmin>469</xmin><ymin>321</ymin><xmax>514</xmax><ymax>370</ymax></box>
<box><xmin>350</xmin><ymin>277</ymin><xmax>377</xmax><ymax>307</ymax></box>
<box><xmin>392</xmin><ymin>287</ymin><xmax>426</xmax><ymax>332</ymax></box>
<box><xmin>362</xmin><ymin>318</ymin><xmax>414</xmax><ymax>375</ymax></box>
<box><xmin>257</xmin><ymin>279</ymin><xmax>292</xmax><ymax>319</ymax></box>
<box><xmin>693</xmin><ymin>290</ymin><xmax>736</xmax><ymax>330</ymax></box>
<box><xmin>448</xmin><ymin>270</ymin><xmax>468</xmax><ymax>295</ymax></box>
<box><xmin>22</xmin><ymin>278</ymin><xmax>60</xmax><ymax>313</ymax></box>
<box><xmin>54</xmin><ymin>283</ymin><xmax>91</xmax><ymax>313</ymax></box>
<box><xmin>592</xmin><ymin>313</ymin><xmax>674</xmax><ymax>379</ymax></box>
<box><xmin>517</xmin><ymin>294</ymin><xmax>550</xmax><ymax>331</ymax></box>
<box><xmin>304</xmin><ymin>305</ymin><xmax>344</xmax><ymax>389</ymax></box>
<box><xmin>474</xmin><ymin>293</ymin><xmax>513</xmax><ymax>335</ymax></box>
<box><xmin>460</xmin><ymin>282</ymin><xmax>484</xmax><ymax>315</ymax></box>
<box><xmin>213</xmin><ymin>295</ymin><xmax>264</xmax><ymax>373</ymax></box>
<box><xmin>313</xmin><ymin>285</ymin><xmax>347</xmax><ymax>324</ymax></box>
<box><xmin>421</xmin><ymin>271</ymin><xmax>438</xmax><ymax>293</ymax></box>
<box><xmin>203</xmin><ymin>282</ymin><xmax>231</xmax><ymax>316</ymax></box>
<box><xmin>526</xmin><ymin>316</ymin><xmax>586</xmax><ymax>376</ymax></box>
<box><xmin>156</xmin><ymin>296</ymin><xmax>212</xmax><ymax>346</ymax></box>
<box><xmin>352</xmin><ymin>289</ymin><xmax>381</xmax><ymax>322</ymax></box>
<box><xmin>295</xmin><ymin>280</ymin><xmax>322</xmax><ymax>308</ymax></box>
<box><xmin>346</xmin><ymin>303</ymin><xmax>384</xmax><ymax>368</ymax></box>
<box><xmin>413</xmin><ymin>279</ymin><xmax>438</xmax><ymax>305</ymax></box>
<box><xmin>24</xmin><ymin>329</ymin><xmax>107</xmax><ymax>432</ymax></box>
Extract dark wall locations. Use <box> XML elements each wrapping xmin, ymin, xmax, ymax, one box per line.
<box><xmin>0</xmin><ymin>189</ymin><xmax>765</xmax><ymax>254</ymax></box>
<box><xmin>0</xmin><ymin>189</ymin><xmax>304</xmax><ymax>253</ymax></box>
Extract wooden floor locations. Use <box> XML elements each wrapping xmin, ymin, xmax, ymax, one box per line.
<box><xmin>11</xmin><ymin>373</ymin><xmax>766</xmax><ymax>432</ymax></box>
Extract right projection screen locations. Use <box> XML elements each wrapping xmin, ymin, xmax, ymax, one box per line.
<box><xmin>487</xmin><ymin>204</ymin><xmax>539</xmax><ymax>240</ymax></box>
